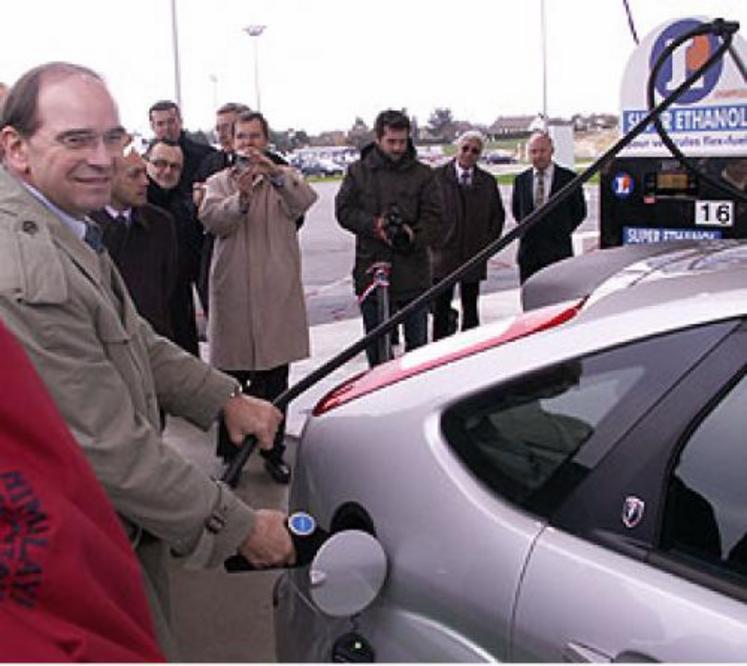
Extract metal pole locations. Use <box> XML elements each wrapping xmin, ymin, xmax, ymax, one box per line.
<box><xmin>540</xmin><ymin>0</ymin><xmax>548</xmax><ymax>122</ymax></box>
<box><xmin>209</xmin><ymin>74</ymin><xmax>218</xmax><ymax>109</ymax></box>
<box><xmin>253</xmin><ymin>38</ymin><xmax>261</xmax><ymax>111</ymax></box>
<box><xmin>375</xmin><ymin>268</ymin><xmax>392</xmax><ymax>363</ymax></box>
<box><xmin>170</xmin><ymin>0</ymin><xmax>182</xmax><ymax>108</ymax></box>
<box><xmin>244</xmin><ymin>25</ymin><xmax>266</xmax><ymax>112</ymax></box>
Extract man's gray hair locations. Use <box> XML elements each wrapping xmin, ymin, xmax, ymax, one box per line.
<box><xmin>456</xmin><ymin>130</ymin><xmax>485</xmax><ymax>151</ymax></box>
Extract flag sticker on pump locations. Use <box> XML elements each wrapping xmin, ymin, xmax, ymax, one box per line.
<box><xmin>695</xmin><ymin>200</ymin><xmax>734</xmax><ymax>227</ymax></box>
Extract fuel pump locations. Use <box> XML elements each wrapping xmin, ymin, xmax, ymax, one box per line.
<box><xmin>600</xmin><ymin>17</ymin><xmax>747</xmax><ymax>248</ymax></box>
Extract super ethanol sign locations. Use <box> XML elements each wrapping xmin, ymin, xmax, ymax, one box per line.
<box><xmin>620</xmin><ymin>17</ymin><xmax>747</xmax><ymax>156</ymax></box>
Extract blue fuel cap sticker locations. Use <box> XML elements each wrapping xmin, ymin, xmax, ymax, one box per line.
<box><xmin>288</xmin><ymin>511</ymin><xmax>316</xmax><ymax>537</ymax></box>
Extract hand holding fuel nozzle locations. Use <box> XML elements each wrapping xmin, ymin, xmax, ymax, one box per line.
<box><xmin>226</xmin><ymin>510</ymin><xmax>330</xmax><ymax>572</ymax></box>
<box><xmin>220</xmin><ymin>434</ymin><xmax>329</xmax><ymax>572</ymax></box>
<box><xmin>219</xmin><ymin>395</ymin><xmax>310</xmax><ymax>570</ymax></box>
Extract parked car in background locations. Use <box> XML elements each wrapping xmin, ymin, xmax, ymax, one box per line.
<box><xmin>481</xmin><ymin>149</ymin><xmax>516</xmax><ymax>164</ymax></box>
<box><xmin>299</xmin><ymin>158</ymin><xmax>345</xmax><ymax>177</ymax></box>
<box><xmin>275</xmin><ymin>241</ymin><xmax>747</xmax><ymax>662</ymax></box>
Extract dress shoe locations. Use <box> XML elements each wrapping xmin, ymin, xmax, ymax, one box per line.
<box><xmin>264</xmin><ymin>458</ymin><xmax>291</xmax><ymax>484</ymax></box>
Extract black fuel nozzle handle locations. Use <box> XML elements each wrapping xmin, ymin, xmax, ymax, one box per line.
<box><xmin>224</xmin><ymin>512</ymin><xmax>330</xmax><ymax>573</ymax></box>
<box><xmin>710</xmin><ymin>17</ymin><xmax>740</xmax><ymax>37</ymax></box>
<box><xmin>220</xmin><ymin>434</ymin><xmax>258</xmax><ymax>487</ymax></box>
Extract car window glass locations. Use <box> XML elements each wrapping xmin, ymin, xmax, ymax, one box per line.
<box><xmin>443</xmin><ymin>357</ymin><xmax>644</xmax><ymax>508</ymax></box>
<box><xmin>660</xmin><ymin>370</ymin><xmax>747</xmax><ymax>583</ymax></box>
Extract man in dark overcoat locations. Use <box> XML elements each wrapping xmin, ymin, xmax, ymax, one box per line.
<box><xmin>335</xmin><ymin>109</ymin><xmax>443</xmax><ymax>367</ymax></box>
<box><xmin>91</xmin><ymin>147</ymin><xmax>177</xmax><ymax>341</ymax></box>
<box><xmin>432</xmin><ymin>131</ymin><xmax>505</xmax><ymax>339</ymax></box>
<box><xmin>145</xmin><ymin>139</ymin><xmax>202</xmax><ymax>355</ymax></box>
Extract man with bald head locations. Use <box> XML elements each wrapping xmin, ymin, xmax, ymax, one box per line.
<box><xmin>511</xmin><ymin>131</ymin><xmax>587</xmax><ymax>283</ymax></box>
<box><xmin>145</xmin><ymin>138</ymin><xmax>203</xmax><ymax>355</ymax></box>
<box><xmin>0</xmin><ymin>62</ymin><xmax>294</xmax><ymax>656</ymax></box>
<box><xmin>91</xmin><ymin>147</ymin><xmax>178</xmax><ymax>340</ymax></box>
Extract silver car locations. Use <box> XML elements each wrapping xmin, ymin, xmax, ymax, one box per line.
<box><xmin>275</xmin><ymin>241</ymin><xmax>747</xmax><ymax>662</ymax></box>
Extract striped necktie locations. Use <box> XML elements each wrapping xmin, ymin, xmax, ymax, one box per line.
<box><xmin>534</xmin><ymin>169</ymin><xmax>546</xmax><ymax>208</ymax></box>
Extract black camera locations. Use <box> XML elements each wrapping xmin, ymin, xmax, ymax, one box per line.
<box><xmin>383</xmin><ymin>204</ymin><xmax>412</xmax><ymax>252</ymax></box>
<box><xmin>234</xmin><ymin>154</ymin><xmax>252</xmax><ymax>172</ymax></box>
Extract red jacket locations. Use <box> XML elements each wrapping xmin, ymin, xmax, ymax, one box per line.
<box><xmin>0</xmin><ymin>322</ymin><xmax>164</xmax><ymax>662</ymax></box>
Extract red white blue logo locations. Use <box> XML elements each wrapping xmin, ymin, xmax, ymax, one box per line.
<box><xmin>622</xmin><ymin>496</ymin><xmax>646</xmax><ymax>529</ymax></box>
<box><xmin>612</xmin><ymin>172</ymin><xmax>634</xmax><ymax>198</ymax></box>
<box><xmin>650</xmin><ymin>19</ymin><xmax>724</xmax><ymax>104</ymax></box>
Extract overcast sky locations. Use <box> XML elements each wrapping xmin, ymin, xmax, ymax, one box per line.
<box><xmin>3</xmin><ymin>0</ymin><xmax>747</xmax><ymax>137</ymax></box>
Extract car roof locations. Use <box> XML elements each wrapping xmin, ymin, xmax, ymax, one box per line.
<box><xmin>405</xmin><ymin>241</ymin><xmax>747</xmax><ymax>385</ymax></box>
<box><xmin>314</xmin><ymin>242</ymin><xmax>747</xmax><ymax>414</ymax></box>
<box><xmin>521</xmin><ymin>241</ymin><xmax>699</xmax><ymax>311</ymax></box>
<box><xmin>573</xmin><ymin>241</ymin><xmax>747</xmax><ymax>325</ymax></box>
<box><xmin>524</xmin><ymin>240</ymin><xmax>747</xmax><ymax>312</ymax></box>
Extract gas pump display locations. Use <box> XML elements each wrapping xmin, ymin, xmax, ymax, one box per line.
<box><xmin>601</xmin><ymin>155</ymin><xmax>747</xmax><ymax>247</ymax></box>
<box><xmin>601</xmin><ymin>17</ymin><xmax>747</xmax><ymax>248</ymax></box>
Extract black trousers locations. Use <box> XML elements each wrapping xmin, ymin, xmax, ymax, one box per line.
<box><xmin>216</xmin><ymin>365</ymin><xmax>289</xmax><ymax>463</ymax></box>
<box><xmin>432</xmin><ymin>280</ymin><xmax>480</xmax><ymax>341</ymax></box>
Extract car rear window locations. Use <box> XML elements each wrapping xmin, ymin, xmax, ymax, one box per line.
<box><xmin>442</xmin><ymin>323</ymin><xmax>734</xmax><ymax>515</ymax></box>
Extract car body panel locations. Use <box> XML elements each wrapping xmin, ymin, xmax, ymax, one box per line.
<box><xmin>282</xmin><ymin>394</ymin><xmax>547</xmax><ymax>661</ymax></box>
<box><xmin>276</xmin><ymin>241</ymin><xmax>747</xmax><ymax>661</ymax></box>
<box><xmin>512</xmin><ymin>527</ymin><xmax>747</xmax><ymax>662</ymax></box>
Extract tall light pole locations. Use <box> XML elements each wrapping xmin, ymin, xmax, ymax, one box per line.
<box><xmin>244</xmin><ymin>24</ymin><xmax>266</xmax><ymax>111</ymax></box>
<box><xmin>170</xmin><ymin>0</ymin><xmax>183</xmax><ymax>108</ymax></box>
<box><xmin>540</xmin><ymin>0</ymin><xmax>548</xmax><ymax>127</ymax></box>
<box><xmin>209</xmin><ymin>73</ymin><xmax>218</xmax><ymax>109</ymax></box>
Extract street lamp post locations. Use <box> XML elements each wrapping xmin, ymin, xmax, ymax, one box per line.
<box><xmin>170</xmin><ymin>0</ymin><xmax>183</xmax><ymax>108</ymax></box>
<box><xmin>244</xmin><ymin>24</ymin><xmax>266</xmax><ymax>111</ymax></box>
<box><xmin>540</xmin><ymin>0</ymin><xmax>548</xmax><ymax>127</ymax></box>
<box><xmin>209</xmin><ymin>73</ymin><xmax>218</xmax><ymax>109</ymax></box>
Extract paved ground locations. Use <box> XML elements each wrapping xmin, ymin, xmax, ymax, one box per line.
<box><xmin>164</xmin><ymin>416</ymin><xmax>292</xmax><ymax>662</ymax></box>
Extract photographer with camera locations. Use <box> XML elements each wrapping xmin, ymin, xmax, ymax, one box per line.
<box><xmin>199</xmin><ymin>111</ymin><xmax>317</xmax><ymax>485</ymax></box>
<box><xmin>336</xmin><ymin>109</ymin><xmax>443</xmax><ymax>367</ymax></box>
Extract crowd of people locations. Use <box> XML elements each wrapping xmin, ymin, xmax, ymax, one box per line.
<box><xmin>0</xmin><ymin>62</ymin><xmax>586</xmax><ymax>659</ymax></box>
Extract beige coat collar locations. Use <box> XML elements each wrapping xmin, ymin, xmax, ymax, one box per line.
<box><xmin>0</xmin><ymin>167</ymin><xmax>104</xmax><ymax>286</ymax></box>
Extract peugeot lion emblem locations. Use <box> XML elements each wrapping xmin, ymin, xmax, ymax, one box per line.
<box><xmin>621</xmin><ymin>496</ymin><xmax>645</xmax><ymax>529</ymax></box>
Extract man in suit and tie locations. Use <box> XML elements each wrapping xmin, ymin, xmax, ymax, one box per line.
<box><xmin>511</xmin><ymin>132</ymin><xmax>587</xmax><ymax>283</ymax></box>
<box><xmin>91</xmin><ymin>147</ymin><xmax>178</xmax><ymax>341</ymax></box>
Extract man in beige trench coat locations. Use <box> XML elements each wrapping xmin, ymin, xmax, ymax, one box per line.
<box><xmin>200</xmin><ymin>110</ymin><xmax>318</xmax><ymax>486</ymax></box>
<box><xmin>0</xmin><ymin>62</ymin><xmax>294</xmax><ymax>658</ymax></box>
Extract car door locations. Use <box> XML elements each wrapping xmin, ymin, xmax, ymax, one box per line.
<box><xmin>511</xmin><ymin>320</ymin><xmax>747</xmax><ymax>662</ymax></box>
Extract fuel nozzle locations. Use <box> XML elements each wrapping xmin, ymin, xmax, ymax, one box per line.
<box><xmin>224</xmin><ymin>511</ymin><xmax>329</xmax><ymax>572</ymax></box>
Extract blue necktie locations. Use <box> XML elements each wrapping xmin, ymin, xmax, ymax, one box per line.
<box><xmin>83</xmin><ymin>222</ymin><xmax>104</xmax><ymax>253</ymax></box>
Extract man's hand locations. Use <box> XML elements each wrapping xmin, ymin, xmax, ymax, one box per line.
<box><xmin>239</xmin><ymin>509</ymin><xmax>296</xmax><ymax>568</ymax></box>
<box><xmin>222</xmin><ymin>394</ymin><xmax>282</xmax><ymax>451</ymax></box>
<box><xmin>244</xmin><ymin>147</ymin><xmax>282</xmax><ymax>178</ymax></box>
<box><xmin>234</xmin><ymin>148</ymin><xmax>282</xmax><ymax>191</ymax></box>
<box><xmin>373</xmin><ymin>215</ymin><xmax>390</xmax><ymax>244</ymax></box>
<box><xmin>192</xmin><ymin>181</ymin><xmax>206</xmax><ymax>208</ymax></box>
